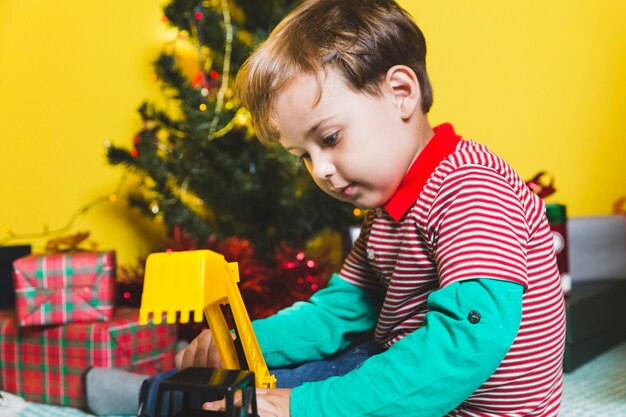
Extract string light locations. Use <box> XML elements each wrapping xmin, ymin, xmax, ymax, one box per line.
<box><xmin>353</xmin><ymin>208</ymin><xmax>362</xmax><ymax>217</ymax></box>
<box><xmin>0</xmin><ymin>172</ymin><xmax>129</xmax><ymax>246</ymax></box>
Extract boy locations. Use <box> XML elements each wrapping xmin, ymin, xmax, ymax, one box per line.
<box><xmin>178</xmin><ymin>0</ymin><xmax>566</xmax><ymax>416</ymax></box>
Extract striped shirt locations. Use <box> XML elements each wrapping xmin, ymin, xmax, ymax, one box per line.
<box><xmin>340</xmin><ymin>123</ymin><xmax>565</xmax><ymax>416</ymax></box>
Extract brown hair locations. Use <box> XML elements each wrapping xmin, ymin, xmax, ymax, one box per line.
<box><xmin>236</xmin><ymin>0</ymin><xmax>433</xmax><ymax>144</ymax></box>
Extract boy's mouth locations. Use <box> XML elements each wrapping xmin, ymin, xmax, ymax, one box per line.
<box><xmin>332</xmin><ymin>183</ymin><xmax>355</xmax><ymax>198</ymax></box>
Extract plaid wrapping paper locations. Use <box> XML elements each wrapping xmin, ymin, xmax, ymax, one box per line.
<box><xmin>0</xmin><ymin>308</ymin><xmax>177</xmax><ymax>407</ymax></box>
<box><xmin>13</xmin><ymin>251</ymin><xmax>116</xmax><ymax>327</ymax></box>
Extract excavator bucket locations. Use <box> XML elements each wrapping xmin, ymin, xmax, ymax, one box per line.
<box><xmin>139</xmin><ymin>250</ymin><xmax>276</xmax><ymax>388</ymax></box>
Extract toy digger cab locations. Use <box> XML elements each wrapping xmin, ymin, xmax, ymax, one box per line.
<box><xmin>139</xmin><ymin>250</ymin><xmax>276</xmax><ymax>416</ymax></box>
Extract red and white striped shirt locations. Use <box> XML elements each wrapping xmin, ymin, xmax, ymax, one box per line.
<box><xmin>340</xmin><ymin>123</ymin><xmax>565</xmax><ymax>416</ymax></box>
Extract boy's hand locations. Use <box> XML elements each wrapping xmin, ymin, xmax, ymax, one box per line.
<box><xmin>175</xmin><ymin>329</ymin><xmax>223</xmax><ymax>370</ymax></box>
<box><xmin>178</xmin><ymin>330</ymin><xmax>291</xmax><ymax>416</ymax></box>
<box><xmin>203</xmin><ymin>388</ymin><xmax>292</xmax><ymax>417</ymax></box>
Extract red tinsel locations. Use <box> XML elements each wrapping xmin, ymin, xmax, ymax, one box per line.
<box><xmin>204</xmin><ymin>237</ymin><xmax>332</xmax><ymax>320</ymax></box>
<box><xmin>117</xmin><ymin>226</ymin><xmax>334</xmax><ymax>325</ymax></box>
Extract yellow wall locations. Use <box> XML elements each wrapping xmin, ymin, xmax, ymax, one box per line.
<box><xmin>402</xmin><ymin>0</ymin><xmax>626</xmax><ymax>214</ymax></box>
<box><xmin>1</xmin><ymin>1</ymin><xmax>625</xmax><ymax>266</ymax></box>
<box><xmin>0</xmin><ymin>1</ymin><xmax>169</xmax><ymax>265</ymax></box>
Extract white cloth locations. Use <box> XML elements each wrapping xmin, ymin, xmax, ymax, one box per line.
<box><xmin>0</xmin><ymin>391</ymin><xmax>25</xmax><ymax>417</ymax></box>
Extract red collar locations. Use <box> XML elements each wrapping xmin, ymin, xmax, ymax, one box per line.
<box><xmin>383</xmin><ymin>123</ymin><xmax>462</xmax><ymax>221</ymax></box>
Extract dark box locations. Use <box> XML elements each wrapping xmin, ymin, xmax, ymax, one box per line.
<box><xmin>564</xmin><ymin>280</ymin><xmax>626</xmax><ymax>372</ymax></box>
<box><xmin>0</xmin><ymin>245</ymin><xmax>31</xmax><ymax>309</ymax></box>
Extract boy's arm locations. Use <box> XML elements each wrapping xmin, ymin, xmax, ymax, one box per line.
<box><xmin>252</xmin><ymin>274</ymin><xmax>384</xmax><ymax>368</ymax></box>
<box><xmin>289</xmin><ymin>278</ymin><xmax>523</xmax><ymax>417</ymax></box>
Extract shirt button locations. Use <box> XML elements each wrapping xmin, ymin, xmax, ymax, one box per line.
<box><xmin>467</xmin><ymin>310</ymin><xmax>481</xmax><ymax>324</ymax></box>
<box><xmin>367</xmin><ymin>249</ymin><xmax>376</xmax><ymax>260</ymax></box>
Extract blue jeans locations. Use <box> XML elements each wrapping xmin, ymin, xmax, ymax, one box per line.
<box><xmin>273</xmin><ymin>340</ymin><xmax>383</xmax><ymax>388</ymax></box>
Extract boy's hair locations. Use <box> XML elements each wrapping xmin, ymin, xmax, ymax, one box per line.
<box><xmin>236</xmin><ymin>0</ymin><xmax>433</xmax><ymax>144</ymax></box>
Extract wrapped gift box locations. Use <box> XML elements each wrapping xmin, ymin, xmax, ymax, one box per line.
<box><xmin>563</xmin><ymin>281</ymin><xmax>626</xmax><ymax>372</ymax></box>
<box><xmin>0</xmin><ymin>245</ymin><xmax>31</xmax><ymax>309</ymax></box>
<box><xmin>13</xmin><ymin>251</ymin><xmax>116</xmax><ymax>327</ymax></box>
<box><xmin>0</xmin><ymin>308</ymin><xmax>177</xmax><ymax>407</ymax></box>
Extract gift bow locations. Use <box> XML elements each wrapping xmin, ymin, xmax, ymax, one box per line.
<box><xmin>525</xmin><ymin>171</ymin><xmax>556</xmax><ymax>199</ymax></box>
<box><xmin>45</xmin><ymin>231</ymin><xmax>97</xmax><ymax>253</ymax></box>
<box><xmin>614</xmin><ymin>196</ymin><xmax>626</xmax><ymax>215</ymax></box>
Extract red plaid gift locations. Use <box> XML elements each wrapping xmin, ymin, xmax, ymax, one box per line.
<box><xmin>0</xmin><ymin>308</ymin><xmax>177</xmax><ymax>407</ymax></box>
<box><xmin>13</xmin><ymin>251</ymin><xmax>116</xmax><ymax>327</ymax></box>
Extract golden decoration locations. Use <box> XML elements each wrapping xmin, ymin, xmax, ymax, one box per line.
<box><xmin>45</xmin><ymin>231</ymin><xmax>98</xmax><ymax>253</ymax></box>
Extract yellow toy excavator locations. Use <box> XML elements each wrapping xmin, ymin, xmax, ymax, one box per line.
<box><xmin>139</xmin><ymin>250</ymin><xmax>276</xmax><ymax>416</ymax></box>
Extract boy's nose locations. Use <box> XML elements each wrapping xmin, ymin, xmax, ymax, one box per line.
<box><xmin>310</xmin><ymin>154</ymin><xmax>336</xmax><ymax>181</ymax></box>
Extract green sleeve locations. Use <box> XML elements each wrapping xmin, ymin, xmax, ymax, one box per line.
<box><xmin>290</xmin><ymin>278</ymin><xmax>523</xmax><ymax>417</ymax></box>
<box><xmin>251</xmin><ymin>274</ymin><xmax>383</xmax><ymax>368</ymax></box>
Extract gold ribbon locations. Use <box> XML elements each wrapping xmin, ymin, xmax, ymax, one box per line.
<box><xmin>45</xmin><ymin>231</ymin><xmax>97</xmax><ymax>252</ymax></box>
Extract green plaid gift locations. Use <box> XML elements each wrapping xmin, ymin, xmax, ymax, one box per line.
<box><xmin>13</xmin><ymin>251</ymin><xmax>116</xmax><ymax>327</ymax></box>
<box><xmin>0</xmin><ymin>308</ymin><xmax>177</xmax><ymax>407</ymax></box>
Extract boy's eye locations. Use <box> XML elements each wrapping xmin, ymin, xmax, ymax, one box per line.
<box><xmin>321</xmin><ymin>132</ymin><xmax>338</xmax><ymax>146</ymax></box>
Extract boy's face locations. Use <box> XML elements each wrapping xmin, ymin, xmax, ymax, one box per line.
<box><xmin>274</xmin><ymin>68</ymin><xmax>420</xmax><ymax>209</ymax></box>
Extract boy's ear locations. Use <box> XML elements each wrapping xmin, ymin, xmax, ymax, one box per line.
<box><xmin>385</xmin><ymin>65</ymin><xmax>421</xmax><ymax>120</ymax></box>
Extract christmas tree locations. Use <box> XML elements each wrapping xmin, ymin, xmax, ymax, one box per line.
<box><xmin>107</xmin><ymin>0</ymin><xmax>360</xmax><ymax>318</ymax></box>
